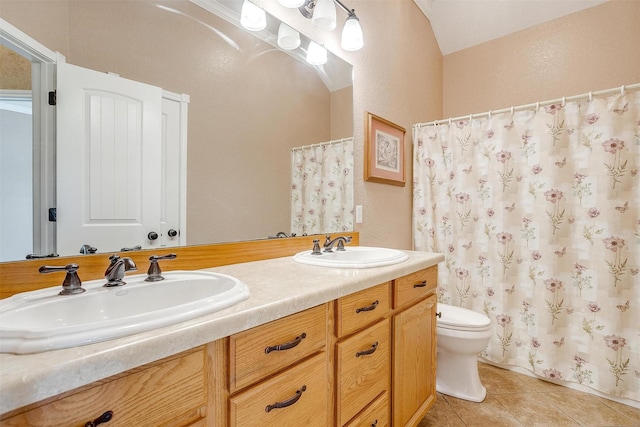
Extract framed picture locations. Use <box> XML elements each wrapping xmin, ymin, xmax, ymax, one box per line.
<box><xmin>365</xmin><ymin>112</ymin><xmax>406</xmax><ymax>186</ymax></box>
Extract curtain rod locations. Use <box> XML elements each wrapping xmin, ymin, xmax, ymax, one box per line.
<box><xmin>291</xmin><ymin>137</ymin><xmax>353</xmax><ymax>152</ymax></box>
<box><xmin>414</xmin><ymin>83</ymin><xmax>640</xmax><ymax>129</ymax></box>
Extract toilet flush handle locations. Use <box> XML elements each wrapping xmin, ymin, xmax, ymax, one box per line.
<box><xmin>436</xmin><ymin>312</ymin><xmax>442</xmax><ymax>318</ymax></box>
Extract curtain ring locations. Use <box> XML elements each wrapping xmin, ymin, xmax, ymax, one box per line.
<box><xmin>620</xmin><ymin>85</ymin><xmax>625</xmax><ymax>95</ymax></box>
<box><xmin>588</xmin><ymin>91</ymin><xmax>593</xmax><ymax>102</ymax></box>
<box><xmin>561</xmin><ymin>96</ymin><xmax>566</xmax><ymax>106</ymax></box>
<box><xmin>536</xmin><ymin>101</ymin><xmax>540</xmax><ymax>111</ymax></box>
<box><xmin>449</xmin><ymin>118</ymin><xmax>452</xmax><ymax>126</ymax></box>
<box><xmin>488</xmin><ymin>110</ymin><xmax>492</xmax><ymax>120</ymax></box>
<box><xmin>510</xmin><ymin>106</ymin><xmax>514</xmax><ymax>116</ymax></box>
<box><xmin>469</xmin><ymin>114</ymin><xmax>473</xmax><ymax>121</ymax></box>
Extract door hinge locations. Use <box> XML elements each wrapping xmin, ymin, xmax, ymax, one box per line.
<box><xmin>48</xmin><ymin>90</ymin><xmax>57</xmax><ymax>105</ymax></box>
<box><xmin>48</xmin><ymin>208</ymin><xmax>57</xmax><ymax>222</ymax></box>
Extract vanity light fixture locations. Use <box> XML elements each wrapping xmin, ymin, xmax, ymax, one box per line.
<box><xmin>277</xmin><ymin>22</ymin><xmax>301</xmax><ymax>50</ymax></box>
<box><xmin>281</xmin><ymin>0</ymin><xmax>364</xmax><ymax>51</ymax></box>
<box><xmin>240</xmin><ymin>0</ymin><xmax>267</xmax><ymax>31</ymax></box>
<box><xmin>306</xmin><ymin>40</ymin><xmax>327</xmax><ymax>65</ymax></box>
<box><xmin>340</xmin><ymin>8</ymin><xmax>363</xmax><ymax>51</ymax></box>
<box><xmin>311</xmin><ymin>0</ymin><xmax>337</xmax><ymax>31</ymax></box>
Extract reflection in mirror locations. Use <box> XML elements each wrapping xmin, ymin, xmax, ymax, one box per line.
<box><xmin>0</xmin><ymin>0</ymin><xmax>353</xmax><ymax>262</ymax></box>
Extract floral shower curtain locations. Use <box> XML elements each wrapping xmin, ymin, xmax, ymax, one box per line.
<box><xmin>413</xmin><ymin>90</ymin><xmax>640</xmax><ymax>402</ymax></box>
<box><xmin>291</xmin><ymin>138</ymin><xmax>354</xmax><ymax>236</ymax></box>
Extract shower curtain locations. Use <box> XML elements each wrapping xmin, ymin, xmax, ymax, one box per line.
<box><xmin>290</xmin><ymin>138</ymin><xmax>354</xmax><ymax>236</ymax></box>
<box><xmin>413</xmin><ymin>89</ymin><xmax>639</xmax><ymax>402</ymax></box>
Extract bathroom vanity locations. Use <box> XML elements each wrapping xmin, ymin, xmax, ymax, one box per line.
<box><xmin>0</xmin><ymin>236</ymin><xmax>443</xmax><ymax>426</ymax></box>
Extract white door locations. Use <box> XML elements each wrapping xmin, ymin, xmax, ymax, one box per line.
<box><xmin>56</xmin><ymin>62</ymin><xmax>162</xmax><ymax>255</ymax></box>
<box><xmin>160</xmin><ymin>93</ymin><xmax>189</xmax><ymax>248</ymax></box>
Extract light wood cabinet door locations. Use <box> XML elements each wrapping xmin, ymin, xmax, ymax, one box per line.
<box><xmin>229</xmin><ymin>304</ymin><xmax>327</xmax><ymax>392</ymax></box>
<box><xmin>344</xmin><ymin>391</ymin><xmax>389</xmax><ymax>427</ymax></box>
<box><xmin>1</xmin><ymin>348</ymin><xmax>206</xmax><ymax>427</ymax></box>
<box><xmin>392</xmin><ymin>295</ymin><xmax>437</xmax><ymax>427</ymax></box>
<box><xmin>229</xmin><ymin>353</ymin><xmax>328</xmax><ymax>427</ymax></box>
<box><xmin>393</xmin><ymin>267</ymin><xmax>437</xmax><ymax>309</ymax></box>
<box><xmin>336</xmin><ymin>282</ymin><xmax>390</xmax><ymax>338</ymax></box>
<box><xmin>337</xmin><ymin>318</ymin><xmax>390</xmax><ymax>426</ymax></box>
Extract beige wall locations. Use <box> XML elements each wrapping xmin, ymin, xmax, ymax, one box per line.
<box><xmin>260</xmin><ymin>0</ymin><xmax>444</xmax><ymax>250</ymax></box>
<box><xmin>0</xmin><ymin>45</ymin><xmax>31</xmax><ymax>89</ymax></box>
<box><xmin>443</xmin><ymin>0</ymin><xmax>640</xmax><ymax>117</ymax></box>
<box><xmin>352</xmin><ymin>2</ymin><xmax>442</xmax><ymax>249</ymax></box>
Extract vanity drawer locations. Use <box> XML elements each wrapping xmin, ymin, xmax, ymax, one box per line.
<box><xmin>229</xmin><ymin>304</ymin><xmax>327</xmax><ymax>392</ymax></box>
<box><xmin>393</xmin><ymin>266</ymin><xmax>437</xmax><ymax>309</ymax></box>
<box><xmin>337</xmin><ymin>318</ymin><xmax>390</xmax><ymax>426</ymax></box>
<box><xmin>336</xmin><ymin>282</ymin><xmax>390</xmax><ymax>338</ymax></box>
<box><xmin>2</xmin><ymin>348</ymin><xmax>206</xmax><ymax>427</ymax></box>
<box><xmin>344</xmin><ymin>391</ymin><xmax>389</xmax><ymax>427</ymax></box>
<box><xmin>229</xmin><ymin>353</ymin><xmax>328</xmax><ymax>427</ymax></box>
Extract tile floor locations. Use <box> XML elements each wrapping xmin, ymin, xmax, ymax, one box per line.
<box><xmin>419</xmin><ymin>362</ymin><xmax>640</xmax><ymax>427</ymax></box>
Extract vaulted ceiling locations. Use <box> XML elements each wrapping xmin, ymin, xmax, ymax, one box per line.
<box><xmin>413</xmin><ymin>0</ymin><xmax>609</xmax><ymax>55</ymax></box>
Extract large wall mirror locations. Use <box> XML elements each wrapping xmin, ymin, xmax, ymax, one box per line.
<box><xmin>0</xmin><ymin>0</ymin><xmax>354</xmax><ymax>262</ymax></box>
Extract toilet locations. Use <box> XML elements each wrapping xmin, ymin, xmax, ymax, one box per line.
<box><xmin>436</xmin><ymin>303</ymin><xmax>492</xmax><ymax>402</ymax></box>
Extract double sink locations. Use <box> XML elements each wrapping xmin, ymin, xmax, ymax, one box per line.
<box><xmin>0</xmin><ymin>246</ymin><xmax>407</xmax><ymax>354</ymax></box>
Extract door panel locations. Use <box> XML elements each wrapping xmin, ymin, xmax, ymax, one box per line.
<box><xmin>56</xmin><ymin>62</ymin><xmax>162</xmax><ymax>255</ymax></box>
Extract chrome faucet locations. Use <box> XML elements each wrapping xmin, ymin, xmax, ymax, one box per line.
<box><xmin>268</xmin><ymin>231</ymin><xmax>298</xmax><ymax>238</ymax></box>
<box><xmin>39</xmin><ymin>263</ymin><xmax>85</xmax><ymax>295</ymax></box>
<box><xmin>104</xmin><ymin>254</ymin><xmax>137</xmax><ymax>287</ymax></box>
<box><xmin>145</xmin><ymin>253</ymin><xmax>177</xmax><ymax>282</ymax></box>
<box><xmin>323</xmin><ymin>235</ymin><xmax>352</xmax><ymax>252</ymax></box>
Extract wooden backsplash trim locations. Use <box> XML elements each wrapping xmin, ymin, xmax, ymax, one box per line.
<box><xmin>0</xmin><ymin>233</ymin><xmax>359</xmax><ymax>299</ymax></box>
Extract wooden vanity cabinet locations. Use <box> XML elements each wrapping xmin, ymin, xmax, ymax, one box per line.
<box><xmin>1</xmin><ymin>263</ymin><xmax>439</xmax><ymax>427</ymax></box>
<box><xmin>335</xmin><ymin>283</ymin><xmax>391</xmax><ymax>426</ymax></box>
<box><xmin>228</xmin><ymin>304</ymin><xmax>327</xmax><ymax>393</ymax></box>
<box><xmin>0</xmin><ymin>347</ymin><xmax>207</xmax><ymax>427</ymax></box>
<box><xmin>225</xmin><ymin>304</ymin><xmax>329</xmax><ymax>427</ymax></box>
<box><xmin>391</xmin><ymin>267</ymin><xmax>438</xmax><ymax>427</ymax></box>
<box><xmin>229</xmin><ymin>353</ymin><xmax>327</xmax><ymax>426</ymax></box>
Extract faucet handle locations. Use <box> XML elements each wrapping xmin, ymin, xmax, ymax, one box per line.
<box><xmin>79</xmin><ymin>244</ymin><xmax>97</xmax><ymax>254</ymax></box>
<box><xmin>39</xmin><ymin>263</ymin><xmax>85</xmax><ymax>295</ymax></box>
<box><xmin>146</xmin><ymin>253</ymin><xmax>177</xmax><ymax>282</ymax></box>
<box><xmin>311</xmin><ymin>239</ymin><xmax>322</xmax><ymax>255</ymax></box>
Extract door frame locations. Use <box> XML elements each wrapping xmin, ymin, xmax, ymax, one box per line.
<box><xmin>1</xmin><ymin>18</ymin><xmax>64</xmax><ymax>257</ymax></box>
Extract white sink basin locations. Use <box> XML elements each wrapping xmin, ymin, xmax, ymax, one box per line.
<box><xmin>292</xmin><ymin>246</ymin><xmax>409</xmax><ymax>269</ymax></box>
<box><xmin>0</xmin><ymin>270</ymin><xmax>249</xmax><ymax>354</ymax></box>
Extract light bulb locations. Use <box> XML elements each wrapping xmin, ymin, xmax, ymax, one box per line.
<box><xmin>277</xmin><ymin>22</ymin><xmax>301</xmax><ymax>50</ymax></box>
<box><xmin>341</xmin><ymin>14</ymin><xmax>364</xmax><ymax>51</ymax></box>
<box><xmin>311</xmin><ymin>0</ymin><xmax>336</xmax><ymax>31</ymax></box>
<box><xmin>240</xmin><ymin>0</ymin><xmax>266</xmax><ymax>32</ymax></box>
<box><xmin>306</xmin><ymin>41</ymin><xmax>327</xmax><ymax>65</ymax></box>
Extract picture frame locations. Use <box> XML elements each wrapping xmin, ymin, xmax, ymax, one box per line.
<box><xmin>364</xmin><ymin>112</ymin><xmax>406</xmax><ymax>186</ymax></box>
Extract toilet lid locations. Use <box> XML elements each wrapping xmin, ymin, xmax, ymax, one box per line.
<box><xmin>437</xmin><ymin>303</ymin><xmax>491</xmax><ymax>329</ymax></box>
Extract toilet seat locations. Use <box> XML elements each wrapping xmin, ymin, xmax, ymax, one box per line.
<box><xmin>437</xmin><ymin>303</ymin><xmax>491</xmax><ymax>331</ymax></box>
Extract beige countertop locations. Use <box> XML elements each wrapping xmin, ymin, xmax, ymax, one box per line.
<box><xmin>0</xmin><ymin>250</ymin><xmax>443</xmax><ymax>415</ymax></box>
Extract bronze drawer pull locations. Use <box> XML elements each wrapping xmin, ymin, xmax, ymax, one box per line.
<box><xmin>265</xmin><ymin>385</ymin><xmax>307</xmax><ymax>412</ymax></box>
<box><xmin>84</xmin><ymin>410</ymin><xmax>113</xmax><ymax>426</ymax></box>
<box><xmin>436</xmin><ymin>311</ymin><xmax>442</xmax><ymax>318</ymax></box>
<box><xmin>356</xmin><ymin>341</ymin><xmax>379</xmax><ymax>357</ymax></box>
<box><xmin>371</xmin><ymin>420</ymin><xmax>378</xmax><ymax>427</ymax></box>
<box><xmin>413</xmin><ymin>280</ymin><xmax>427</xmax><ymax>288</ymax></box>
<box><xmin>265</xmin><ymin>332</ymin><xmax>307</xmax><ymax>354</ymax></box>
<box><xmin>355</xmin><ymin>300</ymin><xmax>379</xmax><ymax>313</ymax></box>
